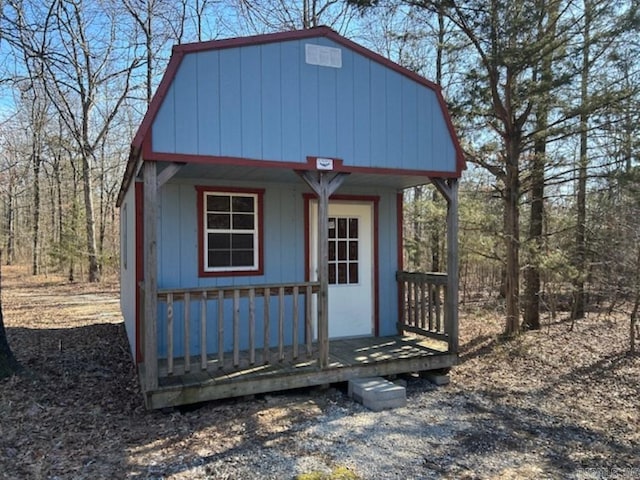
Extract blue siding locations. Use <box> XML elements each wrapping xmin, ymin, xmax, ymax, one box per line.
<box><xmin>219</xmin><ymin>48</ymin><xmax>242</xmax><ymax>157</ymax></box>
<box><xmin>153</xmin><ymin>84</ymin><xmax>175</xmax><ymax>153</ymax></box>
<box><xmin>352</xmin><ymin>52</ymin><xmax>371</xmax><ymax>167</ymax></box>
<box><xmin>401</xmin><ymin>80</ymin><xmax>419</xmax><ymax>169</ymax></box>
<box><xmin>197</xmin><ymin>50</ymin><xmax>221</xmax><ymax>155</ymax></box>
<box><xmin>173</xmin><ymin>54</ymin><xmax>198</xmax><ymax>154</ymax></box>
<box><xmin>261</xmin><ymin>43</ymin><xmax>282</xmax><ymax>159</ymax></box>
<box><xmin>151</xmin><ymin>36</ymin><xmax>458</xmax><ymax>173</ymax></box>
<box><xmin>280</xmin><ymin>41</ymin><xmax>302</xmax><ymax>161</ymax></box>
<box><xmin>369</xmin><ymin>61</ymin><xmax>387</xmax><ymax>167</ymax></box>
<box><xmin>385</xmin><ymin>69</ymin><xmax>403</xmax><ymax>169</ymax></box>
<box><xmin>155</xmin><ymin>179</ymin><xmax>400</xmax><ymax>357</ymax></box>
<box><xmin>241</xmin><ymin>46</ymin><xmax>262</xmax><ymax>159</ymax></box>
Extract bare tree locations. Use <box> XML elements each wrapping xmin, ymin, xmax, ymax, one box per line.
<box><xmin>234</xmin><ymin>0</ymin><xmax>358</xmax><ymax>33</ymax></box>
<box><xmin>6</xmin><ymin>0</ymin><xmax>140</xmax><ymax>281</ymax></box>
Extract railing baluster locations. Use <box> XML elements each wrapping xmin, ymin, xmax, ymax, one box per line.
<box><xmin>200</xmin><ymin>291</ymin><xmax>207</xmax><ymax>370</ymax></box>
<box><xmin>435</xmin><ymin>285</ymin><xmax>442</xmax><ymax>332</ymax></box>
<box><xmin>305</xmin><ymin>285</ymin><xmax>313</xmax><ymax>357</ymax></box>
<box><xmin>428</xmin><ymin>283</ymin><xmax>434</xmax><ymax>331</ymax></box>
<box><xmin>156</xmin><ymin>282</ymin><xmax>321</xmax><ymax>376</ymax></box>
<box><xmin>249</xmin><ymin>288</ymin><xmax>256</xmax><ymax>365</ymax></box>
<box><xmin>420</xmin><ymin>279</ymin><xmax>427</xmax><ymax>330</ymax></box>
<box><xmin>167</xmin><ymin>293</ymin><xmax>174</xmax><ymax>375</ymax></box>
<box><xmin>217</xmin><ymin>290</ymin><xmax>224</xmax><ymax>367</ymax></box>
<box><xmin>415</xmin><ymin>281</ymin><xmax>420</xmax><ymax>329</ymax></box>
<box><xmin>292</xmin><ymin>286</ymin><xmax>299</xmax><ymax>360</ymax></box>
<box><xmin>263</xmin><ymin>287</ymin><xmax>270</xmax><ymax>364</ymax></box>
<box><xmin>278</xmin><ymin>286</ymin><xmax>285</xmax><ymax>362</ymax></box>
<box><xmin>184</xmin><ymin>292</ymin><xmax>190</xmax><ymax>373</ymax></box>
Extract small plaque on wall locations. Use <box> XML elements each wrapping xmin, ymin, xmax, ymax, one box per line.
<box><xmin>316</xmin><ymin>158</ymin><xmax>334</xmax><ymax>170</ymax></box>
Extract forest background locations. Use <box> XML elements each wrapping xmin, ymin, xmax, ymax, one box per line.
<box><xmin>0</xmin><ymin>0</ymin><xmax>639</xmax><ymax>346</ymax></box>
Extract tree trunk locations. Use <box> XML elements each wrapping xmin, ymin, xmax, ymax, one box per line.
<box><xmin>5</xmin><ymin>191</ymin><xmax>15</xmax><ymax>265</ymax></box>
<box><xmin>81</xmin><ymin>151</ymin><xmax>100</xmax><ymax>282</ymax></box>
<box><xmin>32</xmin><ymin>152</ymin><xmax>41</xmax><ymax>275</ymax></box>
<box><xmin>573</xmin><ymin>0</ymin><xmax>592</xmax><ymax>321</ymax></box>
<box><xmin>0</xmin><ymin>252</ymin><xmax>21</xmax><ymax>379</ymax></box>
<box><xmin>504</xmin><ymin>139</ymin><xmax>521</xmax><ymax>336</ymax></box>
<box><xmin>524</xmin><ymin>0</ymin><xmax>558</xmax><ymax>331</ymax></box>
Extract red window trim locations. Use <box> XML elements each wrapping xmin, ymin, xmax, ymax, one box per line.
<box><xmin>195</xmin><ymin>185</ymin><xmax>265</xmax><ymax>277</ymax></box>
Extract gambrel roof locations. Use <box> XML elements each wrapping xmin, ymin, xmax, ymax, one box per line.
<box><xmin>118</xmin><ymin>26</ymin><xmax>464</xmax><ymax>206</ymax></box>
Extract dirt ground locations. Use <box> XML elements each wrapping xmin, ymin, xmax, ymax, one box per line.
<box><xmin>0</xmin><ymin>265</ymin><xmax>638</xmax><ymax>479</ymax></box>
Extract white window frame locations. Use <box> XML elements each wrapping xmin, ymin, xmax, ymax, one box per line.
<box><xmin>203</xmin><ymin>191</ymin><xmax>260</xmax><ymax>273</ymax></box>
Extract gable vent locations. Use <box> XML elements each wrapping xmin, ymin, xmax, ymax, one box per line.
<box><xmin>305</xmin><ymin>43</ymin><xmax>342</xmax><ymax>68</ymax></box>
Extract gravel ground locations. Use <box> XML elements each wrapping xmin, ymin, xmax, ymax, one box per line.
<box><xmin>1</xmin><ymin>265</ymin><xmax>639</xmax><ymax>479</ymax></box>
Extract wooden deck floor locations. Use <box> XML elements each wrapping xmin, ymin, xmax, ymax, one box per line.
<box><xmin>143</xmin><ymin>335</ymin><xmax>456</xmax><ymax>409</ymax></box>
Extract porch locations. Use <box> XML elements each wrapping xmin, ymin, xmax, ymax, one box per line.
<box><xmin>139</xmin><ymin>272</ymin><xmax>457</xmax><ymax>409</ymax></box>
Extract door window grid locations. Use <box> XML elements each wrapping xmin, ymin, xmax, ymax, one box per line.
<box><xmin>328</xmin><ymin>216</ymin><xmax>359</xmax><ymax>285</ymax></box>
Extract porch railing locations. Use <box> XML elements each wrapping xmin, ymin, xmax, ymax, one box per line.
<box><xmin>143</xmin><ymin>282</ymin><xmax>320</xmax><ymax>377</ymax></box>
<box><xmin>396</xmin><ymin>271</ymin><xmax>449</xmax><ymax>344</ymax></box>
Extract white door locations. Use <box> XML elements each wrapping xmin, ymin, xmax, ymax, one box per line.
<box><xmin>309</xmin><ymin>201</ymin><xmax>374</xmax><ymax>338</ymax></box>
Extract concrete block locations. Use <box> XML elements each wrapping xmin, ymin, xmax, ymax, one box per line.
<box><xmin>348</xmin><ymin>377</ymin><xmax>379</xmax><ymax>399</ymax></box>
<box><xmin>348</xmin><ymin>377</ymin><xmax>407</xmax><ymax>411</ymax></box>
<box><xmin>422</xmin><ymin>373</ymin><xmax>450</xmax><ymax>386</ymax></box>
<box><xmin>363</xmin><ymin>395</ymin><xmax>407</xmax><ymax>412</ymax></box>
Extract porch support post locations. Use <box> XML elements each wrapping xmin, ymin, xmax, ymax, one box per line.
<box><xmin>433</xmin><ymin>178</ymin><xmax>459</xmax><ymax>354</ymax></box>
<box><xmin>143</xmin><ymin>161</ymin><xmax>158</xmax><ymax>390</ymax></box>
<box><xmin>297</xmin><ymin>170</ymin><xmax>348</xmax><ymax>368</ymax></box>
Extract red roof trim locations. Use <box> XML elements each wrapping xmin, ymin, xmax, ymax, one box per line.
<box><xmin>145</xmin><ymin>151</ymin><xmax>459</xmax><ymax>179</ymax></box>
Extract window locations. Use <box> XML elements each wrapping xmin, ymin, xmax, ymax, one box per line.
<box><xmin>328</xmin><ymin>216</ymin><xmax>359</xmax><ymax>285</ymax></box>
<box><xmin>197</xmin><ymin>187</ymin><xmax>264</xmax><ymax>276</ymax></box>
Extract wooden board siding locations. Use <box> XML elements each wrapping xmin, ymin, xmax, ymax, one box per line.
<box><xmin>119</xmin><ymin>181</ymin><xmax>137</xmax><ymax>359</ymax></box>
<box><xmin>151</xmin><ymin>37</ymin><xmax>457</xmax><ymax>173</ymax></box>
<box><xmin>154</xmin><ymin>180</ymin><xmax>400</xmax><ymax>358</ymax></box>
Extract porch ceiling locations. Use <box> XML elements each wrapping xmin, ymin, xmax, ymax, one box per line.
<box><xmin>157</xmin><ymin>161</ymin><xmax>434</xmax><ymax>190</ymax></box>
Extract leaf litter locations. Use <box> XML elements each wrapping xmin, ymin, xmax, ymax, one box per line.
<box><xmin>1</xmin><ymin>265</ymin><xmax>638</xmax><ymax>479</ymax></box>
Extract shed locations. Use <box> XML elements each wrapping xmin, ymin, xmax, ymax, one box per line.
<box><xmin>116</xmin><ymin>26</ymin><xmax>465</xmax><ymax>409</ymax></box>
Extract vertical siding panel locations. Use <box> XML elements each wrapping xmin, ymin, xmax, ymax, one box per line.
<box><xmin>352</xmin><ymin>55</ymin><xmax>371</xmax><ymax>167</ymax></box>
<box><xmin>261</xmin><ymin>43</ymin><xmax>282</xmax><ymax>160</ymax></box>
<box><xmin>317</xmin><ymin>64</ymin><xmax>338</xmax><ymax>158</ymax></box>
<box><xmin>377</xmin><ymin>189</ymin><xmax>397</xmax><ymax>336</ymax></box>
<box><xmin>385</xmin><ymin>70</ymin><xmax>403</xmax><ymax>169</ymax></box>
<box><xmin>401</xmin><ymin>80</ymin><xmax>419</xmax><ymax>170</ymax></box>
<box><xmin>280</xmin><ymin>41</ymin><xmax>302</xmax><ymax>162</ymax></box>
<box><xmin>219</xmin><ymin>48</ymin><xmax>242</xmax><ymax>157</ymax></box>
<box><xmin>179</xmin><ymin>184</ymin><xmax>198</xmax><ymax>285</ymax></box>
<box><xmin>369</xmin><ymin>62</ymin><xmax>387</xmax><ymax>167</ymax></box>
<box><xmin>196</xmin><ymin>50</ymin><xmax>220</xmax><ymax>156</ymax></box>
<box><xmin>336</xmin><ymin>48</ymin><xmax>355</xmax><ymax>164</ymax></box>
<box><xmin>417</xmin><ymin>88</ymin><xmax>433</xmax><ymax>171</ymax></box>
<box><xmin>152</xmin><ymin>84</ymin><xmax>176</xmax><ymax>153</ymax></box>
<box><xmin>263</xmin><ymin>188</ymin><xmax>282</xmax><ymax>282</ymax></box>
<box><xmin>300</xmin><ymin>47</ymin><xmax>319</xmax><ymax>157</ymax></box>
<box><xmin>173</xmin><ymin>54</ymin><xmax>198</xmax><ymax>154</ymax></box>
<box><xmin>159</xmin><ymin>184</ymin><xmax>181</xmax><ymax>288</ymax></box>
<box><xmin>240</xmin><ymin>46</ymin><xmax>262</xmax><ymax>159</ymax></box>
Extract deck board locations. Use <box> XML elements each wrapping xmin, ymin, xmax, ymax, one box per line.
<box><xmin>146</xmin><ymin>335</ymin><xmax>454</xmax><ymax>409</ymax></box>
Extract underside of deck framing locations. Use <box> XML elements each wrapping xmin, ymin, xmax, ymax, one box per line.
<box><xmin>140</xmin><ymin>335</ymin><xmax>457</xmax><ymax>409</ymax></box>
